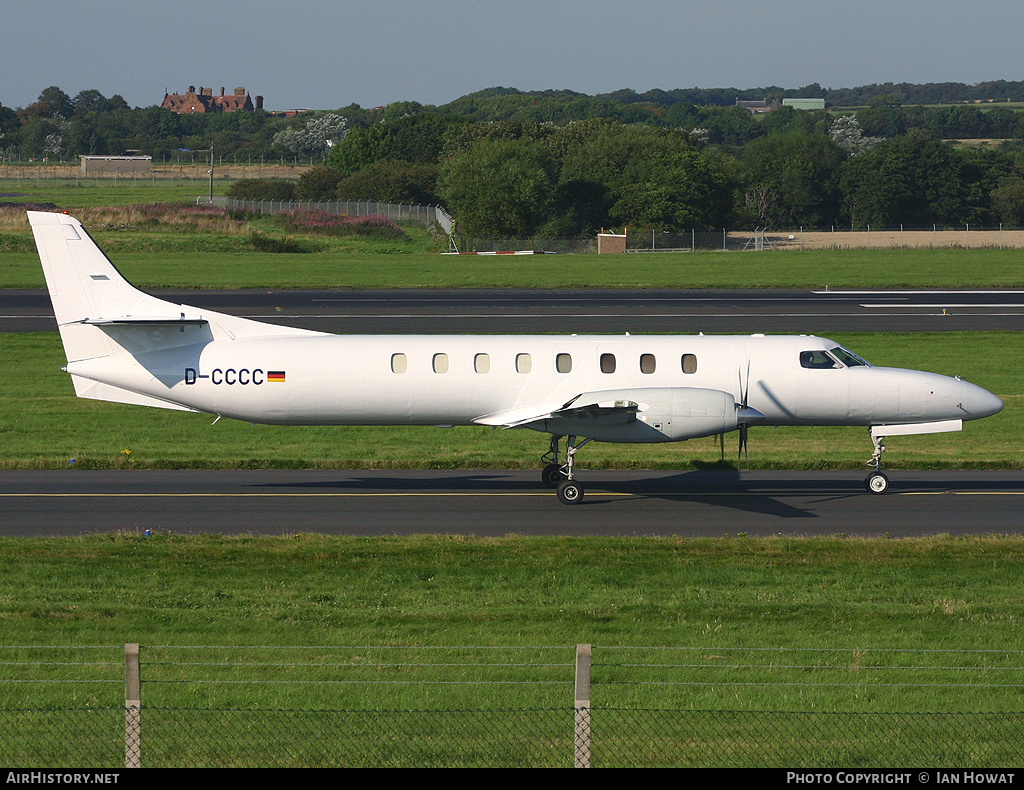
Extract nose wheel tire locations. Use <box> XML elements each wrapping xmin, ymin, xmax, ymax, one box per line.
<box><xmin>865</xmin><ymin>471</ymin><xmax>890</xmax><ymax>494</ymax></box>
<box><xmin>556</xmin><ymin>479</ymin><xmax>585</xmax><ymax>505</ymax></box>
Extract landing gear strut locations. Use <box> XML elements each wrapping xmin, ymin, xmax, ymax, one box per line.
<box><xmin>865</xmin><ymin>431</ymin><xmax>890</xmax><ymax>494</ymax></box>
<box><xmin>541</xmin><ymin>434</ymin><xmax>592</xmax><ymax>504</ymax></box>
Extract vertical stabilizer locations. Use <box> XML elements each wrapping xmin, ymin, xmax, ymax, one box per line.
<box><xmin>29</xmin><ymin>211</ymin><xmax>178</xmax><ymax>324</ymax></box>
<box><xmin>28</xmin><ymin>211</ymin><xmax>182</xmax><ymax>364</ymax></box>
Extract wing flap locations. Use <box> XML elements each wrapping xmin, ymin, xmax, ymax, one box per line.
<box><xmin>474</xmin><ymin>392</ymin><xmax>640</xmax><ymax>430</ymax></box>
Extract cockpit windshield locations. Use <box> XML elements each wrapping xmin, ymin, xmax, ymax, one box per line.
<box><xmin>830</xmin><ymin>346</ymin><xmax>871</xmax><ymax>367</ymax></box>
<box><xmin>799</xmin><ymin>346</ymin><xmax>872</xmax><ymax>370</ymax></box>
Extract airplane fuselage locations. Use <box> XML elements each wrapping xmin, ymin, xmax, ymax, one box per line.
<box><xmin>66</xmin><ymin>330</ymin><xmax>1002</xmax><ymax>440</ymax></box>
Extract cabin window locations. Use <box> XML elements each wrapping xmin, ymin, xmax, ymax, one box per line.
<box><xmin>556</xmin><ymin>353</ymin><xmax>573</xmax><ymax>374</ymax></box>
<box><xmin>474</xmin><ymin>353</ymin><xmax>490</xmax><ymax>374</ymax></box>
<box><xmin>640</xmin><ymin>354</ymin><xmax>656</xmax><ymax>374</ymax></box>
<box><xmin>432</xmin><ymin>353</ymin><xmax>449</xmax><ymax>374</ymax></box>
<box><xmin>516</xmin><ymin>353</ymin><xmax>532</xmax><ymax>374</ymax></box>
<box><xmin>391</xmin><ymin>353</ymin><xmax>407</xmax><ymax>374</ymax></box>
<box><xmin>800</xmin><ymin>350</ymin><xmax>839</xmax><ymax>370</ymax></box>
<box><xmin>681</xmin><ymin>353</ymin><xmax>698</xmax><ymax>374</ymax></box>
<box><xmin>600</xmin><ymin>353</ymin><xmax>616</xmax><ymax>374</ymax></box>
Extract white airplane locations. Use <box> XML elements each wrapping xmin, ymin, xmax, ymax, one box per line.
<box><xmin>29</xmin><ymin>210</ymin><xmax>1003</xmax><ymax>504</ymax></box>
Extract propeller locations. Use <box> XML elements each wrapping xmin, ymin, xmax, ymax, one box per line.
<box><xmin>737</xmin><ymin>363</ymin><xmax>750</xmax><ymax>466</ymax></box>
<box><xmin>735</xmin><ymin>361</ymin><xmax>766</xmax><ymax>468</ymax></box>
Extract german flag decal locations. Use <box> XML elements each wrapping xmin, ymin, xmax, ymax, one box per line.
<box><xmin>267</xmin><ymin>370</ymin><xmax>286</xmax><ymax>383</ymax></box>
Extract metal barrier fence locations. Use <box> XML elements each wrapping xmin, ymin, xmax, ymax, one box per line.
<box><xmin>1</xmin><ymin>706</ymin><xmax>1018</xmax><ymax>768</ymax></box>
<box><xmin>222</xmin><ymin>197</ymin><xmax>454</xmax><ymax>234</ymax></box>
<box><xmin>0</xmin><ymin>644</ymin><xmax>1021</xmax><ymax>768</ymax></box>
<box><xmin>462</xmin><ymin>225</ymin><xmax>1024</xmax><ymax>253</ymax></box>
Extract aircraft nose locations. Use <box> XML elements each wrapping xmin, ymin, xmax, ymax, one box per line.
<box><xmin>955</xmin><ymin>379</ymin><xmax>1003</xmax><ymax>420</ymax></box>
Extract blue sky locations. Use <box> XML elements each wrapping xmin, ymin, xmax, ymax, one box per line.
<box><xmin>3</xmin><ymin>1</ymin><xmax>1021</xmax><ymax>111</ymax></box>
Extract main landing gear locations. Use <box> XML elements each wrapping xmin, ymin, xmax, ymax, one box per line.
<box><xmin>541</xmin><ymin>434</ymin><xmax>592</xmax><ymax>505</ymax></box>
<box><xmin>865</xmin><ymin>431</ymin><xmax>890</xmax><ymax>494</ymax></box>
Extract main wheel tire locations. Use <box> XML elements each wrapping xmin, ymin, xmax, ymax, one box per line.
<box><xmin>541</xmin><ymin>463</ymin><xmax>565</xmax><ymax>488</ymax></box>
<box><xmin>556</xmin><ymin>479</ymin><xmax>584</xmax><ymax>505</ymax></box>
<box><xmin>865</xmin><ymin>472</ymin><xmax>890</xmax><ymax>494</ymax></box>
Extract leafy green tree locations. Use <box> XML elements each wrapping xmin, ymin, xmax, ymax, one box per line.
<box><xmin>325</xmin><ymin>113</ymin><xmax>468</xmax><ymax>175</ymax></box>
<box><xmin>856</xmin><ymin>95</ymin><xmax>907</xmax><ymax>138</ymax></box>
<box><xmin>840</xmin><ymin>130</ymin><xmax>977</xmax><ymax>226</ymax></box>
<box><xmin>437</xmin><ymin>138</ymin><xmax>557</xmax><ymax>236</ymax></box>
<box><xmin>295</xmin><ymin>166</ymin><xmax>344</xmax><ymax>201</ymax></box>
<box><xmin>741</xmin><ymin>131</ymin><xmax>845</xmax><ymax>227</ymax></box>
<box><xmin>990</xmin><ymin>177</ymin><xmax>1024</xmax><ymax>225</ymax></box>
<box><xmin>557</xmin><ymin>123</ymin><xmax>736</xmax><ymax>230</ymax></box>
<box><xmin>700</xmin><ymin>106</ymin><xmax>763</xmax><ymax>147</ymax></box>
<box><xmin>72</xmin><ymin>89</ymin><xmax>110</xmax><ymax>115</ymax></box>
<box><xmin>922</xmin><ymin>106</ymin><xmax>992</xmax><ymax>139</ymax></box>
<box><xmin>0</xmin><ymin>103</ymin><xmax>20</xmax><ymax>136</ymax></box>
<box><xmin>334</xmin><ymin>160</ymin><xmax>440</xmax><ymax>204</ymax></box>
<box><xmin>36</xmin><ymin>86</ymin><xmax>74</xmax><ymax>119</ymax></box>
<box><xmin>443</xmin><ymin>119</ymin><xmax>555</xmax><ymax>156</ymax></box>
<box><xmin>226</xmin><ymin>179</ymin><xmax>297</xmax><ymax>201</ymax></box>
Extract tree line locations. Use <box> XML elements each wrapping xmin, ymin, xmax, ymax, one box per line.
<box><xmin>6</xmin><ymin>84</ymin><xmax>1024</xmax><ymax>233</ymax></box>
<box><xmin>308</xmin><ymin>102</ymin><xmax>1024</xmax><ymax>235</ymax></box>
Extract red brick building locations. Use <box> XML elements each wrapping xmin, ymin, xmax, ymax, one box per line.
<box><xmin>162</xmin><ymin>86</ymin><xmax>263</xmax><ymax>113</ymax></box>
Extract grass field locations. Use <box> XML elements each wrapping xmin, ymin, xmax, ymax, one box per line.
<box><xmin>6</xmin><ymin>245</ymin><xmax>1024</xmax><ymax>290</ymax></box>
<box><xmin>1</xmin><ymin>534</ymin><xmax>1023</xmax><ymax>715</ymax></box>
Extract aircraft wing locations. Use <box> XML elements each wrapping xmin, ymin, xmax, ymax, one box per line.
<box><xmin>474</xmin><ymin>392</ymin><xmax>639</xmax><ymax>430</ymax></box>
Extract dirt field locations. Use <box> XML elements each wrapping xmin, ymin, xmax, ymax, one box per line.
<box><xmin>729</xmin><ymin>228</ymin><xmax>1024</xmax><ymax>250</ymax></box>
<box><xmin>0</xmin><ymin>163</ymin><xmax>312</xmax><ymax>180</ymax></box>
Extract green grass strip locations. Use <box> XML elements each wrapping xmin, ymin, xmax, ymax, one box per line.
<box><xmin>0</xmin><ymin>534</ymin><xmax>1022</xmax><ymax>714</ymax></box>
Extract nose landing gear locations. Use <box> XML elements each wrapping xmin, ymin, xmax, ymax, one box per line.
<box><xmin>865</xmin><ymin>431</ymin><xmax>890</xmax><ymax>494</ymax></box>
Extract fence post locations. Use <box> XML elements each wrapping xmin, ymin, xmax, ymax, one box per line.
<box><xmin>124</xmin><ymin>643</ymin><xmax>141</xmax><ymax>768</ymax></box>
<box><xmin>574</xmin><ymin>643</ymin><xmax>592</xmax><ymax>768</ymax></box>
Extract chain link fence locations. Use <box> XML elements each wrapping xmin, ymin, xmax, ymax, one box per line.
<box><xmin>462</xmin><ymin>224</ymin><xmax>1024</xmax><ymax>252</ymax></box>
<box><xmin>221</xmin><ymin>197</ymin><xmax>452</xmax><ymax>232</ymax></box>
<box><xmin>0</xmin><ymin>644</ymin><xmax>1020</xmax><ymax>768</ymax></box>
<box><xmin>0</xmin><ymin>706</ymin><xmax>1018</xmax><ymax>768</ymax></box>
<box><xmin>460</xmin><ymin>225</ymin><xmax>1024</xmax><ymax>254</ymax></box>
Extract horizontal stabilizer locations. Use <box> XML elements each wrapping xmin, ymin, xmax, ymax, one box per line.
<box><xmin>70</xmin><ymin>375</ymin><xmax>197</xmax><ymax>412</ymax></box>
<box><xmin>79</xmin><ymin>317</ymin><xmax>209</xmax><ymax>327</ymax></box>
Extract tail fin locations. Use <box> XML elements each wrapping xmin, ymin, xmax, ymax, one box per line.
<box><xmin>29</xmin><ymin>211</ymin><xmax>324</xmax><ymax>411</ymax></box>
<box><xmin>29</xmin><ymin>210</ymin><xmax>173</xmax><ymax>324</ymax></box>
<box><xmin>29</xmin><ymin>211</ymin><xmax>184</xmax><ymax>363</ymax></box>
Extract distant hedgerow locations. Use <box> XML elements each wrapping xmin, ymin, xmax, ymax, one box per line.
<box><xmin>226</xmin><ymin>178</ymin><xmax>297</xmax><ymax>201</ymax></box>
<box><xmin>249</xmin><ymin>231</ymin><xmax>308</xmax><ymax>253</ymax></box>
<box><xmin>273</xmin><ymin>210</ymin><xmax>408</xmax><ymax>241</ymax></box>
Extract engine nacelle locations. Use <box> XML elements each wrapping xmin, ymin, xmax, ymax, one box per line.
<box><xmin>536</xmin><ymin>387</ymin><xmax>752</xmax><ymax>443</ymax></box>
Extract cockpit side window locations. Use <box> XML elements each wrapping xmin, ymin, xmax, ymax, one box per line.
<box><xmin>800</xmin><ymin>350</ymin><xmax>840</xmax><ymax>369</ymax></box>
<box><xmin>830</xmin><ymin>346</ymin><xmax>871</xmax><ymax>367</ymax></box>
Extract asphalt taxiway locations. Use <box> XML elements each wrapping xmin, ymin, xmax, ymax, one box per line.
<box><xmin>4</xmin><ymin>287</ymin><xmax>1024</xmax><ymax>334</ymax></box>
<box><xmin>2</xmin><ymin>469</ymin><xmax>1022</xmax><ymax>538</ymax></box>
